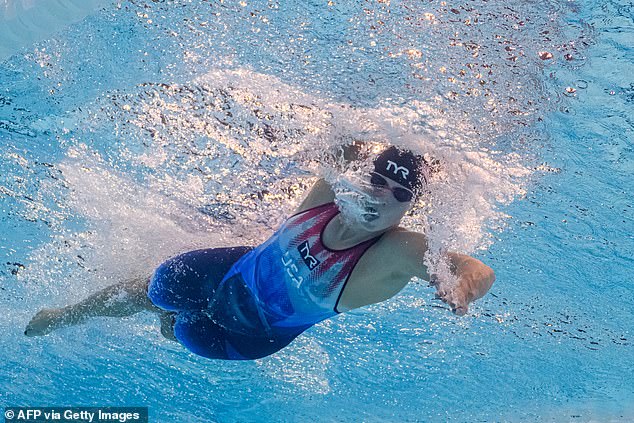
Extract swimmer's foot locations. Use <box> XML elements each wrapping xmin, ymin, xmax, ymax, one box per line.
<box><xmin>24</xmin><ymin>308</ymin><xmax>67</xmax><ymax>337</ymax></box>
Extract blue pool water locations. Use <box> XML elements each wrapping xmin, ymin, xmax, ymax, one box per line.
<box><xmin>1</xmin><ymin>0</ymin><xmax>632</xmax><ymax>421</ymax></box>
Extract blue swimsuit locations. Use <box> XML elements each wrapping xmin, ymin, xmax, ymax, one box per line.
<box><xmin>148</xmin><ymin>203</ymin><xmax>382</xmax><ymax>360</ymax></box>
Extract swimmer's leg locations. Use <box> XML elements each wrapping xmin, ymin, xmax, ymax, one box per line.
<box><xmin>26</xmin><ymin>247</ymin><xmax>253</xmax><ymax>339</ymax></box>
<box><xmin>25</xmin><ymin>276</ymin><xmax>155</xmax><ymax>337</ymax></box>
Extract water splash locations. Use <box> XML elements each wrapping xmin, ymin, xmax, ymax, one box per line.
<box><xmin>12</xmin><ymin>66</ymin><xmax>535</xmax><ymax>304</ymax></box>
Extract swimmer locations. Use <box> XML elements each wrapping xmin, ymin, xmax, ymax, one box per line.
<box><xmin>25</xmin><ymin>146</ymin><xmax>495</xmax><ymax>360</ymax></box>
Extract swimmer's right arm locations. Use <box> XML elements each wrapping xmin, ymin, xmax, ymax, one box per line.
<box><xmin>295</xmin><ymin>178</ymin><xmax>335</xmax><ymax>213</ymax></box>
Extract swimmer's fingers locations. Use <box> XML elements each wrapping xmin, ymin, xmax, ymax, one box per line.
<box><xmin>433</xmin><ymin>281</ymin><xmax>453</xmax><ymax>302</ymax></box>
<box><xmin>434</xmin><ymin>287</ymin><xmax>449</xmax><ymax>301</ymax></box>
<box><xmin>447</xmin><ymin>290</ymin><xmax>469</xmax><ymax>316</ymax></box>
<box><xmin>434</xmin><ymin>288</ymin><xmax>455</xmax><ymax>312</ymax></box>
<box><xmin>434</xmin><ymin>289</ymin><xmax>468</xmax><ymax>316</ymax></box>
<box><xmin>452</xmin><ymin>304</ymin><xmax>469</xmax><ymax>316</ymax></box>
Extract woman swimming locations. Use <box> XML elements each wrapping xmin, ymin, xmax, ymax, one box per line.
<box><xmin>25</xmin><ymin>146</ymin><xmax>495</xmax><ymax>360</ymax></box>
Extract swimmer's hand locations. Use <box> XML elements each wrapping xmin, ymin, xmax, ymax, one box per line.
<box><xmin>430</xmin><ymin>275</ymin><xmax>470</xmax><ymax>315</ymax></box>
<box><xmin>430</xmin><ymin>256</ymin><xmax>495</xmax><ymax>316</ymax></box>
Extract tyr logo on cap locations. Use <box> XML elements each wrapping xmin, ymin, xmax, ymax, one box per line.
<box><xmin>386</xmin><ymin>160</ymin><xmax>410</xmax><ymax>180</ymax></box>
<box><xmin>373</xmin><ymin>146</ymin><xmax>425</xmax><ymax>192</ymax></box>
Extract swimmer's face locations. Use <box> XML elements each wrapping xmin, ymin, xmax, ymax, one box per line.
<box><xmin>352</xmin><ymin>173</ymin><xmax>415</xmax><ymax>232</ymax></box>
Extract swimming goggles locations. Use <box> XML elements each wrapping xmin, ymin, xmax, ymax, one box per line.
<box><xmin>370</xmin><ymin>172</ymin><xmax>414</xmax><ymax>203</ymax></box>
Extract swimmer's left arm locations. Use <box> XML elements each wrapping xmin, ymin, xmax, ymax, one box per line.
<box><xmin>392</xmin><ymin>231</ymin><xmax>495</xmax><ymax>315</ymax></box>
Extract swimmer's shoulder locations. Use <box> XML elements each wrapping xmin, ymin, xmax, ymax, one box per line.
<box><xmin>294</xmin><ymin>178</ymin><xmax>335</xmax><ymax>214</ymax></box>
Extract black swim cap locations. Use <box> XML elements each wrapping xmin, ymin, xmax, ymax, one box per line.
<box><xmin>373</xmin><ymin>146</ymin><xmax>427</xmax><ymax>192</ymax></box>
